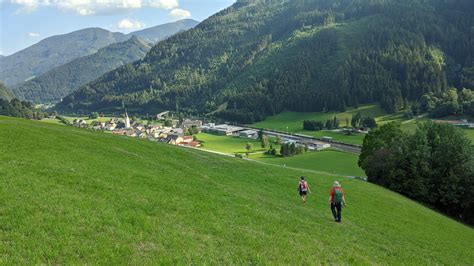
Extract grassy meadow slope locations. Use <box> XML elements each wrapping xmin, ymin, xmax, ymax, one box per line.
<box><xmin>0</xmin><ymin>116</ymin><xmax>473</xmax><ymax>264</ymax></box>
<box><xmin>250</xmin><ymin>151</ymin><xmax>365</xmax><ymax>177</ymax></box>
<box><xmin>195</xmin><ymin>133</ymin><xmax>364</xmax><ymax>176</ymax></box>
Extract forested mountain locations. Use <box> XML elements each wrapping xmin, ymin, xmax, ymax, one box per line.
<box><xmin>11</xmin><ymin>36</ymin><xmax>151</xmax><ymax>104</ymax></box>
<box><xmin>0</xmin><ymin>28</ymin><xmax>129</xmax><ymax>87</ymax></box>
<box><xmin>0</xmin><ymin>83</ymin><xmax>15</xmax><ymax>101</ymax></box>
<box><xmin>57</xmin><ymin>0</ymin><xmax>474</xmax><ymax>123</ymax></box>
<box><xmin>127</xmin><ymin>19</ymin><xmax>199</xmax><ymax>43</ymax></box>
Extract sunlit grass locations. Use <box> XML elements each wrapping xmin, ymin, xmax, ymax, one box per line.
<box><xmin>1</xmin><ymin>116</ymin><xmax>473</xmax><ymax>264</ymax></box>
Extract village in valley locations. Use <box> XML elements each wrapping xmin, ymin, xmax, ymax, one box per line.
<box><xmin>65</xmin><ymin>110</ymin><xmax>336</xmax><ymax>157</ymax></box>
<box><xmin>70</xmin><ymin>111</ymin><xmax>204</xmax><ymax>148</ymax></box>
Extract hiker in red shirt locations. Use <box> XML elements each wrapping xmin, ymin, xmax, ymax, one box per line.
<box><xmin>329</xmin><ymin>181</ymin><xmax>346</xmax><ymax>223</ymax></box>
<box><xmin>297</xmin><ymin>176</ymin><xmax>310</xmax><ymax>203</ymax></box>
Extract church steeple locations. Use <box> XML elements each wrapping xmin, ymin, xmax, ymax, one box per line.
<box><xmin>125</xmin><ymin>110</ymin><xmax>131</xmax><ymax>129</ymax></box>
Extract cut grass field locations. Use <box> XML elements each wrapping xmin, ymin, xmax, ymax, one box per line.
<box><xmin>251</xmin><ymin>104</ymin><xmax>473</xmax><ymax>145</ymax></box>
<box><xmin>1</xmin><ymin>116</ymin><xmax>473</xmax><ymax>264</ymax></box>
<box><xmin>463</xmin><ymin>129</ymin><xmax>474</xmax><ymax>142</ymax></box>
<box><xmin>196</xmin><ymin>133</ymin><xmax>364</xmax><ymax>176</ymax></box>
<box><xmin>253</xmin><ymin>104</ymin><xmax>387</xmax><ymax>131</ymax></box>
<box><xmin>251</xmin><ymin>104</ymin><xmax>390</xmax><ymax>145</ymax></box>
<box><xmin>63</xmin><ymin>116</ymin><xmax>117</xmax><ymax>123</ymax></box>
<box><xmin>250</xmin><ymin>150</ymin><xmax>365</xmax><ymax>177</ymax></box>
<box><xmin>195</xmin><ymin>133</ymin><xmax>266</xmax><ymax>154</ymax></box>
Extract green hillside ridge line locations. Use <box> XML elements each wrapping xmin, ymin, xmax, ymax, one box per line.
<box><xmin>0</xmin><ymin>28</ymin><xmax>129</xmax><ymax>86</ymax></box>
<box><xmin>0</xmin><ymin>116</ymin><xmax>472</xmax><ymax>264</ymax></box>
<box><xmin>11</xmin><ymin>36</ymin><xmax>152</xmax><ymax>103</ymax></box>
<box><xmin>56</xmin><ymin>0</ymin><xmax>473</xmax><ymax>122</ymax></box>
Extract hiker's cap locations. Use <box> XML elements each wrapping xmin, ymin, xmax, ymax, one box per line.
<box><xmin>333</xmin><ymin>181</ymin><xmax>341</xmax><ymax>187</ymax></box>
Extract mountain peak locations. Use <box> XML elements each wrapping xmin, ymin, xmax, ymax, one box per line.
<box><xmin>128</xmin><ymin>19</ymin><xmax>199</xmax><ymax>44</ymax></box>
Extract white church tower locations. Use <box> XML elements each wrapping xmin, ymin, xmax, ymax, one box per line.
<box><xmin>125</xmin><ymin>110</ymin><xmax>131</xmax><ymax>129</ymax></box>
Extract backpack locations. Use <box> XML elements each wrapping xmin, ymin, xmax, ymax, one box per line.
<box><xmin>333</xmin><ymin>188</ymin><xmax>343</xmax><ymax>203</ymax></box>
<box><xmin>299</xmin><ymin>181</ymin><xmax>308</xmax><ymax>192</ymax></box>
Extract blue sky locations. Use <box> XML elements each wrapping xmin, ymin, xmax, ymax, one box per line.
<box><xmin>0</xmin><ymin>0</ymin><xmax>235</xmax><ymax>56</ymax></box>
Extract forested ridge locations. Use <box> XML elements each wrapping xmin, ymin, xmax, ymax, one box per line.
<box><xmin>11</xmin><ymin>36</ymin><xmax>151</xmax><ymax>104</ymax></box>
<box><xmin>0</xmin><ymin>28</ymin><xmax>128</xmax><ymax>87</ymax></box>
<box><xmin>0</xmin><ymin>83</ymin><xmax>15</xmax><ymax>102</ymax></box>
<box><xmin>57</xmin><ymin>0</ymin><xmax>474</xmax><ymax>123</ymax></box>
<box><xmin>0</xmin><ymin>82</ymin><xmax>49</xmax><ymax>119</ymax></box>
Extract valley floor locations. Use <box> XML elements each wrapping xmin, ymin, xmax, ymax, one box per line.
<box><xmin>251</xmin><ymin>104</ymin><xmax>473</xmax><ymax>145</ymax></box>
<box><xmin>195</xmin><ymin>133</ymin><xmax>365</xmax><ymax>177</ymax></box>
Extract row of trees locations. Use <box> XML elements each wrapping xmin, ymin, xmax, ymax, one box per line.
<box><xmin>303</xmin><ymin>116</ymin><xmax>340</xmax><ymax>131</ymax></box>
<box><xmin>280</xmin><ymin>142</ymin><xmax>308</xmax><ymax>157</ymax></box>
<box><xmin>406</xmin><ymin>87</ymin><xmax>474</xmax><ymax>118</ymax></box>
<box><xmin>359</xmin><ymin>122</ymin><xmax>474</xmax><ymax>225</ymax></box>
<box><xmin>351</xmin><ymin>113</ymin><xmax>377</xmax><ymax>128</ymax></box>
<box><xmin>303</xmin><ymin>113</ymin><xmax>377</xmax><ymax>131</ymax></box>
<box><xmin>0</xmin><ymin>98</ymin><xmax>49</xmax><ymax>120</ymax></box>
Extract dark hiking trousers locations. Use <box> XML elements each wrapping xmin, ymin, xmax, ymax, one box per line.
<box><xmin>331</xmin><ymin>202</ymin><xmax>342</xmax><ymax>222</ymax></box>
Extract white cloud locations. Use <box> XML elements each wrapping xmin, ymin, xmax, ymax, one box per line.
<box><xmin>10</xmin><ymin>0</ymin><xmax>39</xmax><ymax>13</ymax></box>
<box><xmin>28</xmin><ymin>32</ymin><xmax>40</xmax><ymax>37</ymax></box>
<box><xmin>9</xmin><ymin>0</ymin><xmax>179</xmax><ymax>15</ymax></box>
<box><xmin>149</xmin><ymin>0</ymin><xmax>177</xmax><ymax>9</ymax></box>
<box><xmin>11</xmin><ymin>0</ymin><xmax>38</xmax><ymax>7</ymax></box>
<box><xmin>170</xmin><ymin>8</ymin><xmax>190</xmax><ymax>19</ymax></box>
<box><xmin>117</xmin><ymin>19</ymin><xmax>145</xmax><ymax>30</ymax></box>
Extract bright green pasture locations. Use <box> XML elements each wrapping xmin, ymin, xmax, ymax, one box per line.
<box><xmin>252</xmin><ymin>104</ymin><xmax>385</xmax><ymax>131</ymax></box>
<box><xmin>40</xmin><ymin>118</ymin><xmax>64</xmax><ymax>125</ymax></box>
<box><xmin>195</xmin><ymin>133</ymin><xmax>267</xmax><ymax>154</ymax></box>
<box><xmin>196</xmin><ymin>133</ymin><xmax>363</xmax><ymax>176</ymax></box>
<box><xmin>251</xmin><ymin>104</ymin><xmax>389</xmax><ymax>144</ymax></box>
<box><xmin>1</xmin><ymin>116</ymin><xmax>473</xmax><ymax>264</ymax></box>
<box><xmin>463</xmin><ymin>129</ymin><xmax>474</xmax><ymax>142</ymax></box>
<box><xmin>60</xmin><ymin>116</ymin><xmax>117</xmax><ymax>124</ymax></box>
<box><xmin>250</xmin><ymin>150</ymin><xmax>365</xmax><ymax>177</ymax></box>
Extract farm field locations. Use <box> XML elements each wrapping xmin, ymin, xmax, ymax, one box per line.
<box><xmin>251</xmin><ymin>105</ymin><xmax>473</xmax><ymax>145</ymax></box>
<box><xmin>300</xmin><ymin>130</ymin><xmax>366</xmax><ymax>145</ymax></box>
<box><xmin>39</xmin><ymin>118</ymin><xmax>64</xmax><ymax>125</ymax></box>
<box><xmin>196</xmin><ymin>133</ymin><xmax>364</xmax><ymax>176</ymax></box>
<box><xmin>252</xmin><ymin>104</ymin><xmax>386</xmax><ymax>131</ymax></box>
<box><xmin>250</xmin><ymin>150</ymin><xmax>365</xmax><ymax>177</ymax></box>
<box><xmin>1</xmin><ymin>116</ymin><xmax>473</xmax><ymax>264</ymax></box>
<box><xmin>63</xmin><ymin>116</ymin><xmax>116</xmax><ymax>123</ymax></box>
<box><xmin>251</xmin><ymin>105</ymin><xmax>393</xmax><ymax>145</ymax></box>
<box><xmin>463</xmin><ymin>129</ymin><xmax>474</xmax><ymax>142</ymax></box>
<box><xmin>195</xmin><ymin>133</ymin><xmax>266</xmax><ymax>154</ymax></box>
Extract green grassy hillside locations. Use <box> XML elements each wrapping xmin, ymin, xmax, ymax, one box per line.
<box><xmin>1</xmin><ymin>116</ymin><xmax>473</xmax><ymax>264</ymax></box>
<box><xmin>250</xmin><ymin>150</ymin><xmax>365</xmax><ymax>177</ymax></box>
